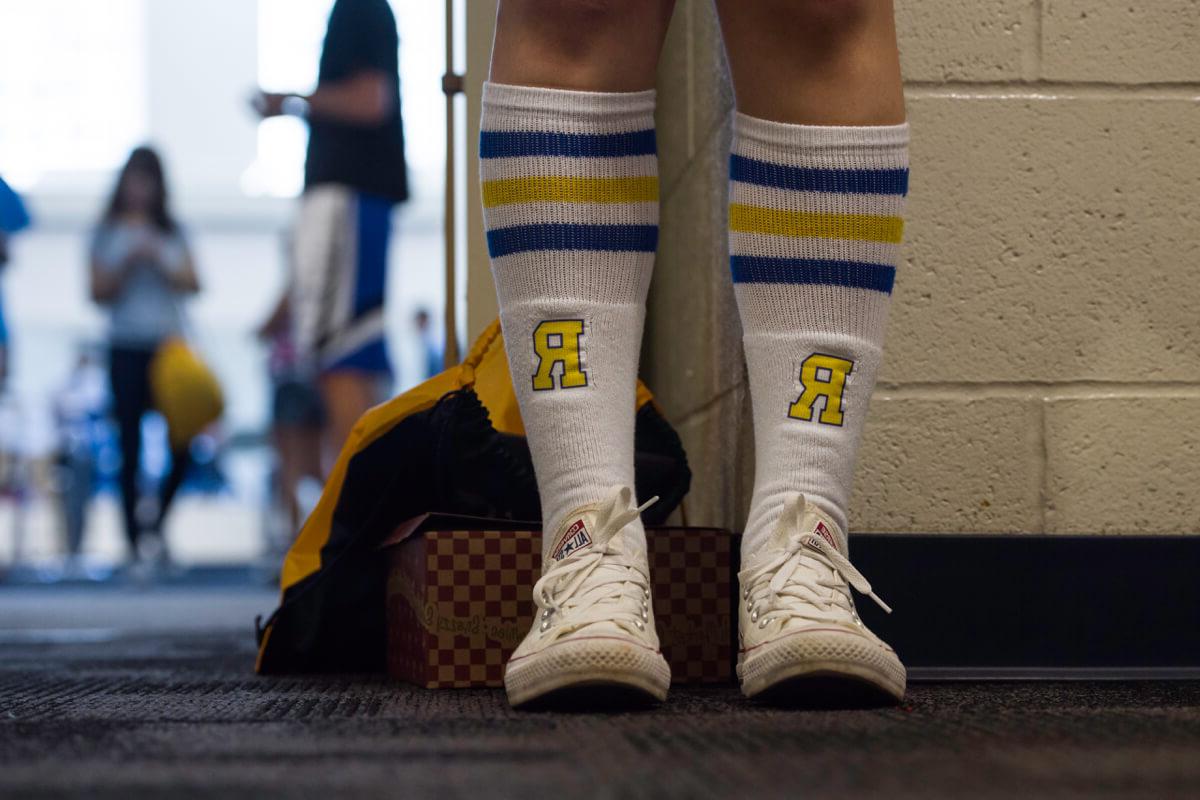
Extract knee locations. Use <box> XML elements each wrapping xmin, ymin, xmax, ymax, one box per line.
<box><xmin>517</xmin><ymin>0</ymin><xmax>653</xmax><ymax>33</ymax></box>
<box><xmin>786</xmin><ymin>0</ymin><xmax>870</xmax><ymax>23</ymax></box>
<box><xmin>758</xmin><ymin>0</ymin><xmax>873</xmax><ymax>43</ymax></box>
<box><xmin>500</xmin><ymin>0</ymin><xmax>666</xmax><ymax>54</ymax></box>
<box><xmin>494</xmin><ymin>0</ymin><xmax>671</xmax><ymax>90</ymax></box>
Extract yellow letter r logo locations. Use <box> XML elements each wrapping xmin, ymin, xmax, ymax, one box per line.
<box><xmin>532</xmin><ymin>319</ymin><xmax>589</xmax><ymax>391</ymax></box>
<box><xmin>788</xmin><ymin>353</ymin><xmax>854</xmax><ymax>426</ymax></box>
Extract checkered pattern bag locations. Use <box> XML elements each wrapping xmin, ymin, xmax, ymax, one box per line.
<box><xmin>386</xmin><ymin>525</ymin><xmax>733</xmax><ymax>689</ymax></box>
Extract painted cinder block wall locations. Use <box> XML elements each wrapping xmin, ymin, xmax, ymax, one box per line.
<box><xmin>642</xmin><ymin>0</ymin><xmax>1200</xmax><ymax>535</ymax></box>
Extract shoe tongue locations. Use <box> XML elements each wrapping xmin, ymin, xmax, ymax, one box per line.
<box><xmin>546</xmin><ymin>507</ymin><xmax>607</xmax><ymax>564</ymax></box>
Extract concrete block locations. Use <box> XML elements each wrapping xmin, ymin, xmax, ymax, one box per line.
<box><xmin>1045</xmin><ymin>395</ymin><xmax>1200</xmax><ymax>534</ymax></box>
<box><xmin>656</xmin><ymin>0</ymin><xmax>733</xmax><ymax>194</ymax></box>
<box><xmin>1042</xmin><ymin>2</ymin><xmax>1200</xmax><ymax>83</ymax></box>
<box><xmin>850</xmin><ymin>395</ymin><xmax>1044</xmax><ymax>533</ymax></box>
<box><xmin>882</xmin><ymin>95</ymin><xmax>1200</xmax><ymax>384</ymax></box>
<box><xmin>897</xmin><ymin>0</ymin><xmax>1032</xmax><ymax>82</ymax></box>
<box><xmin>643</xmin><ymin>123</ymin><xmax>741</xmax><ymax>422</ymax></box>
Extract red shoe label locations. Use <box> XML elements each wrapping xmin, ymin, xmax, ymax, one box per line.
<box><xmin>551</xmin><ymin>519</ymin><xmax>592</xmax><ymax>561</ymax></box>
<box><xmin>813</xmin><ymin>520</ymin><xmax>838</xmax><ymax>550</ymax></box>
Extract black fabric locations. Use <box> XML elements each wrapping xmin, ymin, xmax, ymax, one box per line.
<box><xmin>109</xmin><ymin>345</ymin><xmax>192</xmax><ymax>551</ymax></box>
<box><xmin>256</xmin><ymin>389</ymin><xmax>691</xmax><ymax>674</ymax></box>
<box><xmin>632</xmin><ymin>403</ymin><xmax>692</xmax><ymax>525</ymax></box>
<box><xmin>305</xmin><ymin>0</ymin><xmax>409</xmax><ymax>203</ymax></box>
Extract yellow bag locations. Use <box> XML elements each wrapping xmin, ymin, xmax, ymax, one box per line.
<box><xmin>149</xmin><ymin>337</ymin><xmax>224</xmax><ymax>449</ymax></box>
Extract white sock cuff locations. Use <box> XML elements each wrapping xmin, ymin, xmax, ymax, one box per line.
<box><xmin>733</xmin><ymin>113</ymin><xmax>909</xmax><ymax>152</ymax></box>
<box><xmin>482</xmin><ymin>82</ymin><xmax>656</xmax><ymax>131</ymax></box>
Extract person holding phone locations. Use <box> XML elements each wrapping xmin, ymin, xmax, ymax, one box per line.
<box><xmin>90</xmin><ymin>146</ymin><xmax>200</xmax><ymax>570</ymax></box>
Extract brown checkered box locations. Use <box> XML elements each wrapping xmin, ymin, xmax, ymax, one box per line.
<box><xmin>383</xmin><ymin>514</ymin><xmax>733</xmax><ymax>689</ymax></box>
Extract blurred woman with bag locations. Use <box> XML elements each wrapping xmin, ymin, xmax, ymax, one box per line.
<box><xmin>89</xmin><ymin>146</ymin><xmax>206</xmax><ymax>569</ymax></box>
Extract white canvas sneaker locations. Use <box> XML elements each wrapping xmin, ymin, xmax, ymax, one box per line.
<box><xmin>737</xmin><ymin>495</ymin><xmax>906</xmax><ymax>702</ymax></box>
<box><xmin>504</xmin><ymin>486</ymin><xmax>672</xmax><ymax>707</ymax></box>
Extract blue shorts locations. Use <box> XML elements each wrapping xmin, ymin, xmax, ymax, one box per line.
<box><xmin>292</xmin><ymin>185</ymin><xmax>393</xmax><ymax>375</ymax></box>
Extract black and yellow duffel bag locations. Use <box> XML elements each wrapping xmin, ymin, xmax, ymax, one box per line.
<box><xmin>255</xmin><ymin>320</ymin><xmax>690</xmax><ymax>674</ymax></box>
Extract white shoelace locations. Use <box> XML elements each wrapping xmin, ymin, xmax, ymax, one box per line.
<box><xmin>532</xmin><ymin>488</ymin><xmax>657</xmax><ymax>642</ymax></box>
<box><xmin>742</xmin><ymin>496</ymin><xmax>892</xmax><ymax>631</ymax></box>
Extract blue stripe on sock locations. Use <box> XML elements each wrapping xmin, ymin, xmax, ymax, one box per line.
<box><xmin>480</xmin><ymin>129</ymin><xmax>656</xmax><ymax>159</ymax></box>
<box><xmin>731</xmin><ymin>256</ymin><xmax>895</xmax><ymax>294</ymax></box>
<box><xmin>487</xmin><ymin>224</ymin><xmax>658</xmax><ymax>258</ymax></box>
<box><xmin>730</xmin><ymin>154</ymin><xmax>908</xmax><ymax>196</ymax></box>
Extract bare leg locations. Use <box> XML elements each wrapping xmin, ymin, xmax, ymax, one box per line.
<box><xmin>318</xmin><ymin>371</ymin><xmax>381</xmax><ymax>468</ymax></box>
<box><xmin>715</xmin><ymin>0</ymin><xmax>904</xmax><ymax>125</ymax></box>
<box><xmin>156</xmin><ymin>446</ymin><xmax>191</xmax><ymax>530</ymax></box>
<box><xmin>490</xmin><ymin>0</ymin><xmax>676</xmax><ymax>91</ymax></box>
<box><xmin>274</xmin><ymin>423</ymin><xmax>322</xmax><ymax>533</ymax></box>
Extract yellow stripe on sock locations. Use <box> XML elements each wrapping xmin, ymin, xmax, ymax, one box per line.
<box><xmin>481</xmin><ymin>176</ymin><xmax>659</xmax><ymax>207</ymax></box>
<box><xmin>729</xmin><ymin>203</ymin><xmax>904</xmax><ymax>244</ymax></box>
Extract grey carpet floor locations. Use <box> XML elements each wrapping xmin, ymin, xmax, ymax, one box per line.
<box><xmin>0</xmin><ymin>625</ymin><xmax>1198</xmax><ymax>799</ymax></box>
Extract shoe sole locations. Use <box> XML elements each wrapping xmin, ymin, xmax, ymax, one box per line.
<box><xmin>739</xmin><ymin>628</ymin><xmax>906</xmax><ymax>704</ymax></box>
<box><xmin>505</xmin><ymin>637</ymin><xmax>671</xmax><ymax>708</ymax></box>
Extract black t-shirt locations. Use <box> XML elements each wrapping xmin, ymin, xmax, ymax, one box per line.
<box><xmin>305</xmin><ymin>0</ymin><xmax>409</xmax><ymax>203</ymax></box>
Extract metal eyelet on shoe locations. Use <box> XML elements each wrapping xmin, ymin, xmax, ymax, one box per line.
<box><xmin>743</xmin><ymin>587</ymin><xmax>750</xmax><ymax>599</ymax></box>
<box><xmin>751</xmin><ymin>609</ymin><xmax>759</xmax><ymax>622</ymax></box>
<box><xmin>758</xmin><ymin>618</ymin><xmax>769</xmax><ymax>629</ymax></box>
<box><xmin>635</xmin><ymin>620</ymin><xmax>645</xmax><ymax>630</ymax></box>
<box><xmin>641</xmin><ymin>607</ymin><xmax>649</xmax><ymax>621</ymax></box>
<box><xmin>540</xmin><ymin>621</ymin><xmax>550</xmax><ymax>632</ymax></box>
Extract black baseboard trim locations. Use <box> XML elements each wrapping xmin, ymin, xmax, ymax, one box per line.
<box><xmin>847</xmin><ymin>534</ymin><xmax>1200</xmax><ymax>674</ymax></box>
<box><xmin>908</xmin><ymin>667</ymin><xmax>1200</xmax><ymax>682</ymax></box>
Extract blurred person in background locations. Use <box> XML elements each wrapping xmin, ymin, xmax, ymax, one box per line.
<box><xmin>258</xmin><ymin>282</ymin><xmax>324</xmax><ymax>549</ymax></box>
<box><xmin>89</xmin><ymin>146</ymin><xmax>200</xmax><ymax>570</ymax></box>
<box><xmin>52</xmin><ymin>348</ymin><xmax>108</xmax><ymax>577</ymax></box>
<box><xmin>0</xmin><ymin>176</ymin><xmax>33</xmax><ymax>559</ymax></box>
<box><xmin>0</xmin><ymin>229</ymin><xmax>9</xmax><ymax>391</ymax></box>
<box><xmin>0</xmin><ymin>173</ymin><xmax>33</xmax><ymax>393</ymax></box>
<box><xmin>252</xmin><ymin>0</ymin><xmax>409</xmax><ymax>467</ymax></box>
<box><xmin>412</xmin><ymin>307</ymin><xmax>443</xmax><ymax>382</ymax></box>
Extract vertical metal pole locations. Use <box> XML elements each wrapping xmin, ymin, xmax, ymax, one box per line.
<box><xmin>442</xmin><ymin>0</ymin><xmax>461</xmax><ymax>367</ymax></box>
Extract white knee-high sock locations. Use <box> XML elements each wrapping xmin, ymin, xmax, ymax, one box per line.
<box><xmin>730</xmin><ymin>113</ymin><xmax>910</xmax><ymax>557</ymax></box>
<box><xmin>480</xmin><ymin>82</ymin><xmax>658</xmax><ymax>557</ymax></box>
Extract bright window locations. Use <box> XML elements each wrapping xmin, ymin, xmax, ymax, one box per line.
<box><xmin>0</xmin><ymin>0</ymin><xmax>148</xmax><ymax>192</ymax></box>
<box><xmin>240</xmin><ymin>0</ymin><xmax>335</xmax><ymax>198</ymax></box>
<box><xmin>245</xmin><ymin>0</ymin><xmax>448</xmax><ymax>199</ymax></box>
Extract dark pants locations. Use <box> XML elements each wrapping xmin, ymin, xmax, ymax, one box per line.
<box><xmin>109</xmin><ymin>345</ymin><xmax>191</xmax><ymax>553</ymax></box>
